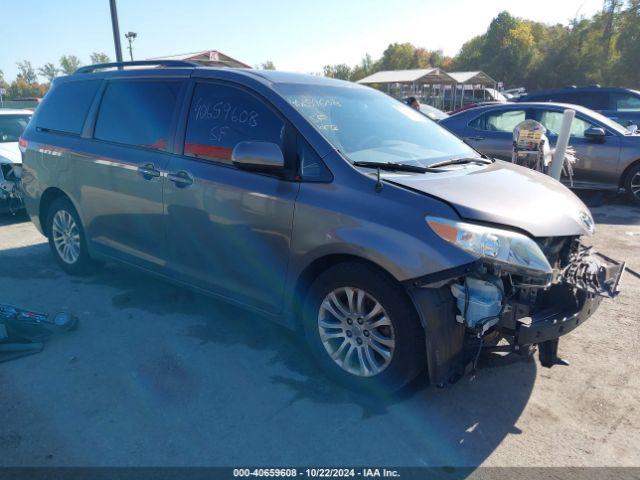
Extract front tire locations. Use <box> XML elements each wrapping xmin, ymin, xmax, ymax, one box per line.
<box><xmin>302</xmin><ymin>262</ymin><xmax>426</xmax><ymax>393</ymax></box>
<box><xmin>46</xmin><ymin>197</ymin><xmax>98</xmax><ymax>275</ymax></box>
<box><xmin>624</xmin><ymin>163</ymin><xmax>640</xmax><ymax>204</ymax></box>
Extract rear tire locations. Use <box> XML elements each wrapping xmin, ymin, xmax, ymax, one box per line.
<box><xmin>302</xmin><ymin>262</ymin><xmax>426</xmax><ymax>393</ymax></box>
<box><xmin>624</xmin><ymin>163</ymin><xmax>640</xmax><ymax>204</ymax></box>
<box><xmin>45</xmin><ymin>197</ymin><xmax>99</xmax><ymax>275</ymax></box>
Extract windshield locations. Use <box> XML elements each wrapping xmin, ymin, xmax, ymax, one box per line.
<box><xmin>275</xmin><ymin>83</ymin><xmax>480</xmax><ymax>167</ymax></box>
<box><xmin>0</xmin><ymin>114</ymin><xmax>31</xmax><ymax>143</ymax></box>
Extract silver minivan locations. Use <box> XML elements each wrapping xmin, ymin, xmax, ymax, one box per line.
<box><xmin>19</xmin><ymin>61</ymin><xmax>623</xmax><ymax>392</ymax></box>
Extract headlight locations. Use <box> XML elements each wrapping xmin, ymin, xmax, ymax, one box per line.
<box><xmin>426</xmin><ymin>216</ymin><xmax>553</xmax><ymax>278</ymax></box>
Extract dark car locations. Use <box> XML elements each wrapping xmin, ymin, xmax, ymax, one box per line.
<box><xmin>440</xmin><ymin>102</ymin><xmax>640</xmax><ymax>203</ymax></box>
<box><xmin>19</xmin><ymin>61</ymin><xmax>622</xmax><ymax>392</ymax></box>
<box><xmin>518</xmin><ymin>86</ymin><xmax>640</xmax><ymax>128</ymax></box>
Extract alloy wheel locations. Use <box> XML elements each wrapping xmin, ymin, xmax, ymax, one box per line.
<box><xmin>631</xmin><ymin>171</ymin><xmax>640</xmax><ymax>201</ymax></box>
<box><xmin>51</xmin><ymin>210</ymin><xmax>81</xmax><ymax>265</ymax></box>
<box><xmin>317</xmin><ymin>287</ymin><xmax>396</xmax><ymax>377</ymax></box>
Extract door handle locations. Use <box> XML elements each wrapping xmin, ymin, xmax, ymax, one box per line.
<box><xmin>138</xmin><ymin>163</ymin><xmax>161</xmax><ymax>180</ymax></box>
<box><xmin>466</xmin><ymin>136</ymin><xmax>485</xmax><ymax>141</ymax></box>
<box><xmin>167</xmin><ymin>170</ymin><xmax>194</xmax><ymax>188</ymax></box>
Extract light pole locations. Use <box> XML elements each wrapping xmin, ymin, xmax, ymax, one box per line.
<box><xmin>109</xmin><ymin>0</ymin><xmax>123</xmax><ymax>63</ymax></box>
<box><xmin>125</xmin><ymin>31</ymin><xmax>137</xmax><ymax>61</ymax></box>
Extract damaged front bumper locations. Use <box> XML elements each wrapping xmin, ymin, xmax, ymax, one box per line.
<box><xmin>507</xmin><ymin>242</ymin><xmax>624</xmax><ymax>345</ymax></box>
<box><xmin>408</xmin><ymin>239</ymin><xmax>625</xmax><ymax>386</ymax></box>
<box><xmin>0</xmin><ymin>163</ymin><xmax>24</xmax><ymax>213</ymax></box>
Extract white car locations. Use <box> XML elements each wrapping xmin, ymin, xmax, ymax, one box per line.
<box><xmin>0</xmin><ymin>109</ymin><xmax>32</xmax><ymax>211</ymax></box>
<box><xmin>419</xmin><ymin>104</ymin><xmax>449</xmax><ymax>121</ymax></box>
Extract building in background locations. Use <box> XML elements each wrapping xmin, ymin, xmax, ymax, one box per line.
<box><xmin>147</xmin><ymin>50</ymin><xmax>251</xmax><ymax>68</ymax></box>
<box><xmin>357</xmin><ymin>68</ymin><xmax>500</xmax><ymax>112</ymax></box>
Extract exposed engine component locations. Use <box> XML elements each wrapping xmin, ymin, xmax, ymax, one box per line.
<box><xmin>451</xmin><ymin>276</ymin><xmax>504</xmax><ymax>335</ymax></box>
<box><xmin>0</xmin><ymin>164</ymin><xmax>24</xmax><ymax>213</ymax></box>
<box><xmin>561</xmin><ymin>242</ymin><xmax>625</xmax><ymax>298</ymax></box>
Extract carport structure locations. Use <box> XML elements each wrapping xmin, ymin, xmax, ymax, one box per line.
<box><xmin>356</xmin><ymin>68</ymin><xmax>457</xmax><ymax>110</ymax></box>
<box><xmin>447</xmin><ymin>71</ymin><xmax>498</xmax><ymax>110</ymax></box>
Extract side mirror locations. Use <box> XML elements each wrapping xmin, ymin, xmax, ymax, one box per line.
<box><xmin>232</xmin><ymin>141</ymin><xmax>285</xmax><ymax>172</ymax></box>
<box><xmin>584</xmin><ymin>127</ymin><xmax>606</xmax><ymax>142</ymax></box>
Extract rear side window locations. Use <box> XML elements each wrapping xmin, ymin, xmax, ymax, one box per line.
<box><xmin>36</xmin><ymin>80</ymin><xmax>100</xmax><ymax>134</ymax></box>
<box><xmin>94</xmin><ymin>80</ymin><xmax>181</xmax><ymax>151</ymax></box>
<box><xmin>612</xmin><ymin>93</ymin><xmax>640</xmax><ymax>112</ymax></box>
<box><xmin>574</xmin><ymin>91</ymin><xmax>609</xmax><ymax>110</ymax></box>
<box><xmin>547</xmin><ymin>92</ymin><xmax>579</xmax><ymax>103</ymax></box>
<box><xmin>470</xmin><ymin>110</ymin><xmax>526</xmax><ymax>133</ymax></box>
<box><xmin>184</xmin><ymin>83</ymin><xmax>285</xmax><ymax>164</ymax></box>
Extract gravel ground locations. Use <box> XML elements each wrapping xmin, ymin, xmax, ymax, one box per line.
<box><xmin>0</xmin><ymin>192</ymin><xmax>638</xmax><ymax>468</ymax></box>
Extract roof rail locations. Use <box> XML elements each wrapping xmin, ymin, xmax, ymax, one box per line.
<box><xmin>74</xmin><ymin>60</ymin><xmax>199</xmax><ymax>74</ymax></box>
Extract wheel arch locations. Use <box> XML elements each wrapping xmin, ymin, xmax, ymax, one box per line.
<box><xmin>619</xmin><ymin>158</ymin><xmax>640</xmax><ymax>189</ymax></box>
<box><xmin>288</xmin><ymin>253</ymin><xmax>409</xmax><ymax>330</ymax></box>
<box><xmin>39</xmin><ymin>187</ymin><xmax>73</xmax><ymax>237</ymax></box>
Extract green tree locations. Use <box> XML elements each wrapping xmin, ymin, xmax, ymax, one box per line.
<box><xmin>90</xmin><ymin>52</ymin><xmax>111</xmax><ymax>64</ymax></box>
<box><xmin>323</xmin><ymin>64</ymin><xmax>352</xmax><ymax>80</ymax></box>
<box><xmin>59</xmin><ymin>55</ymin><xmax>82</xmax><ymax>75</ymax></box>
<box><xmin>379</xmin><ymin>42</ymin><xmax>417</xmax><ymax>70</ymax></box>
<box><xmin>257</xmin><ymin>60</ymin><xmax>276</xmax><ymax>70</ymax></box>
<box><xmin>38</xmin><ymin>62</ymin><xmax>60</xmax><ymax>83</ymax></box>
<box><xmin>0</xmin><ymin>70</ymin><xmax>8</xmax><ymax>95</ymax></box>
<box><xmin>479</xmin><ymin>12</ymin><xmax>540</xmax><ymax>87</ymax></box>
<box><xmin>453</xmin><ymin>35</ymin><xmax>484</xmax><ymax>71</ymax></box>
<box><xmin>16</xmin><ymin>60</ymin><xmax>38</xmax><ymax>84</ymax></box>
<box><xmin>429</xmin><ymin>50</ymin><xmax>448</xmax><ymax>68</ymax></box>
<box><xmin>350</xmin><ymin>54</ymin><xmax>376</xmax><ymax>81</ymax></box>
<box><xmin>613</xmin><ymin>0</ymin><xmax>640</xmax><ymax>86</ymax></box>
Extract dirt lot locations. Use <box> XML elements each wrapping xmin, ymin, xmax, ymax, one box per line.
<box><xmin>0</xmin><ymin>192</ymin><xmax>638</xmax><ymax>467</ymax></box>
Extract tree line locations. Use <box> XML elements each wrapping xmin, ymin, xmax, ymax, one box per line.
<box><xmin>0</xmin><ymin>53</ymin><xmax>111</xmax><ymax>99</ymax></box>
<box><xmin>323</xmin><ymin>0</ymin><xmax>640</xmax><ymax>90</ymax></box>
<box><xmin>2</xmin><ymin>1</ymin><xmax>638</xmax><ymax>100</ymax></box>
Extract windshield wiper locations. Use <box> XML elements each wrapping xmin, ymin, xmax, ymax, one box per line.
<box><xmin>352</xmin><ymin>161</ymin><xmax>439</xmax><ymax>173</ymax></box>
<box><xmin>427</xmin><ymin>157</ymin><xmax>493</xmax><ymax>168</ymax></box>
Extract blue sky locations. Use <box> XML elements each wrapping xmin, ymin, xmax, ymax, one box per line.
<box><xmin>2</xmin><ymin>0</ymin><xmax>602</xmax><ymax>82</ymax></box>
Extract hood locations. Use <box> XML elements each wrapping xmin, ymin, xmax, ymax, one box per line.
<box><xmin>0</xmin><ymin>142</ymin><xmax>21</xmax><ymax>164</ymax></box>
<box><xmin>385</xmin><ymin>160</ymin><xmax>594</xmax><ymax>238</ymax></box>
